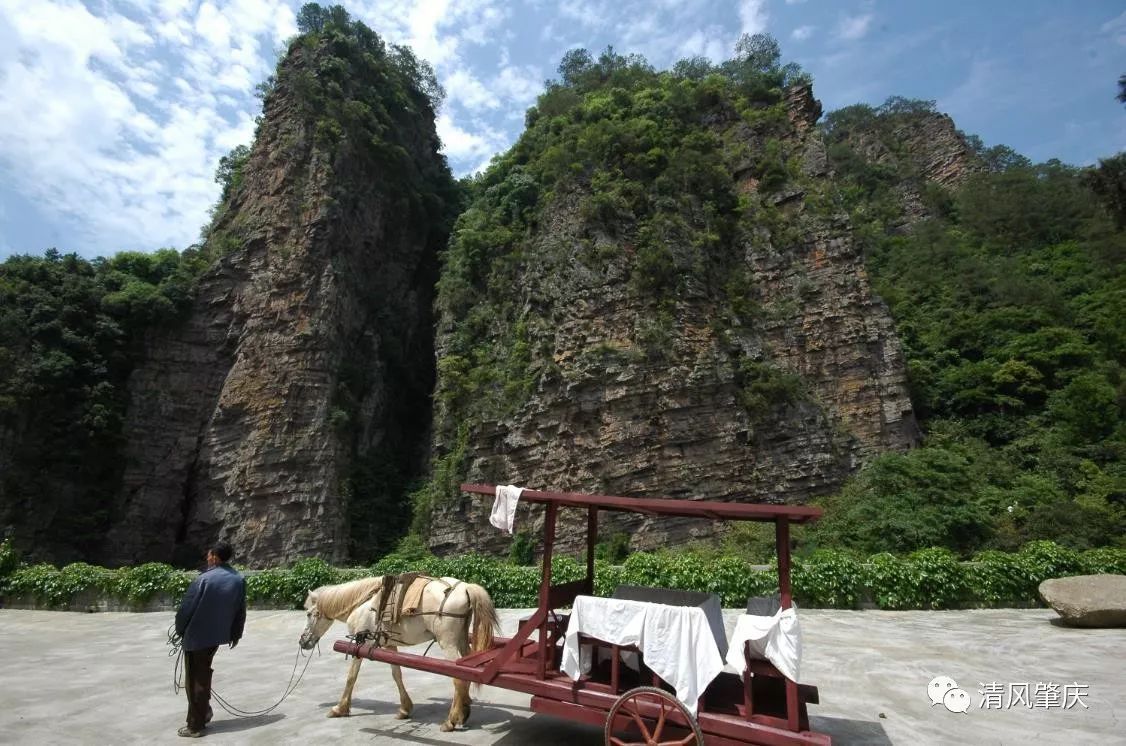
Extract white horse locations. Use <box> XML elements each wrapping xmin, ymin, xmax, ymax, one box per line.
<box><xmin>298</xmin><ymin>575</ymin><xmax>499</xmax><ymax>731</ymax></box>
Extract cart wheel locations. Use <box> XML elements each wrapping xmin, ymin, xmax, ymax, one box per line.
<box><xmin>604</xmin><ymin>686</ymin><xmax>704</xmax><ymax>746</ymax></box>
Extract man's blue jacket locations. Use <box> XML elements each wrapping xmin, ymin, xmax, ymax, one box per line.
<box><xmin>175</xmin><ymin>564</ymin><xmax>247</xmax><ymax>652</ymax></box>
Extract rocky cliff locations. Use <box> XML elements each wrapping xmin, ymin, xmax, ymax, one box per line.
<box><xmin>102</xmin><ymin>22</ymin><xmax>455</xmax><ymax>567</ymax></box>
<box><xmin>423</xmin><ymin>68</ymin><xmax>922</xmax><ymax>557</ymax></box>
<box><xmin>829</xmin><ymin>102</ymin><xmax>982</xmax><ymax>227</ymax></box>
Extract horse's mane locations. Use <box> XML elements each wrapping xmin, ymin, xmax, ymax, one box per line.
<box><xmin>307</xmin><ymin>576</ymin><xmax>383</xmax><ymax>618</ymax></box>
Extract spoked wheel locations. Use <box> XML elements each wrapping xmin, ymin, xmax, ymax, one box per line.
<box><xmin>604</xmin><ymin>686</ymin><xmax>704</xmax><ymax>746</ymax></box>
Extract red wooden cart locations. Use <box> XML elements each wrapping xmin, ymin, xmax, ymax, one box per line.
<box><xmin>334</xmin><ymin>484</ymin><xmax>831</xmax><ymax>745</ymax></box>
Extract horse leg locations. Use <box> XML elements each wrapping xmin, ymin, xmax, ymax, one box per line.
<box><xmin>437</xmin><ymin>628</ymin><xmax>472</xmax><ymax>731</ymax></box>
<box><xmin>328</xmin><ymin>656</ymin><xmax>363</xmax><ymax>717</ymax></box>
<box><xmin>387</xmin><ymin>647</ymin><xmax>413</xmax><ymax>719</ymax></box>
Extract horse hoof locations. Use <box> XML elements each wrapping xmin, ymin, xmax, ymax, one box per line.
<box><xmin>396</xmin><ymin>710</ymin><xmax>411</xmax><ymax>720</ymax></box>
<box><xmin>328</xmin><ymin>707</ymin><xmax>349</xmax><ymax>718</ymax></box>
<box><xmin>440</xmin><ymin>721</ymin><xmax>454</xmax><ymax>732</ymax></box>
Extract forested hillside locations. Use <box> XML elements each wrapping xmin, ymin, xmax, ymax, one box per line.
<box><xmin>0</xmin><ymin>249</ymin><xmax>207</xmax><ymax>558</ymax></box>
<box><xmin>809</xmin><ymin>101</ymin><xmax>1125</xmax><ymax>553</ymax></box>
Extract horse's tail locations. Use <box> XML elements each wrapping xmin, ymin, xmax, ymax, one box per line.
<box><xmin>465</xmin><ymin>582</ymin><xmax>499</xmax><ymax>697</ymax></box>
<box><xmin>466</xmin><ymin>582</ymin><xmax>500</xmax><ymax>655</ymax></box>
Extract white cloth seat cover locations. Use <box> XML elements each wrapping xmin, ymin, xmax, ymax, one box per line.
<box><xmin>561</xmin><ymin>595</ymin><xmax>725</xmax><ymax>714</ymax></box>
<box><xmin>725</xmin><ymin>606</ymin><xmax>802</xmax><ymax>683</ymax></box>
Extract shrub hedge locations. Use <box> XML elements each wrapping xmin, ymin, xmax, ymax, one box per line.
<box><xmin>1</xmin><ymin>538</ymin><xmax>1123</xmax><ymax>611</ymax></box>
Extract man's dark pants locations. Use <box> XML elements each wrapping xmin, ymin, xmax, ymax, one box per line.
<box><xmin>184</xmin><ymin>646</ymin><xmax>219</xmax><ymax>731</ymax></box>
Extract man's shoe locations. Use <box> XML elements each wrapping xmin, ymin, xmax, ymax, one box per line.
<box><xmin>177</xmin><ymin>726</ymin><xmax>203</xmax><ymax>738</ymax></box>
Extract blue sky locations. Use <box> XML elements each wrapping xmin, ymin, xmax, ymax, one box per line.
<box><xmin>0</xmin><ymin>0</ymin><xmax>1122</xmax><ymax>259</ymax></box>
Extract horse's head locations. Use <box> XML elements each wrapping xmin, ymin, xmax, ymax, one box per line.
<box><xmin>299</xmin><ymin>590</ymin><xmax>333</xmax><ymax>650</ymax></box>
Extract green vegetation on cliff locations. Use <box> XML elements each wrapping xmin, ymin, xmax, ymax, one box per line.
<box><xmin>808</xmin><ymin>102</ymin><xmax>1125</xmax><ymax>554</ymax></box>
<box><xmin>418</xmin><ymin>37</ymin><xmax>814</xmax><ymax>528</ymax></box>
<box><xmin>0</xmin><ymin>248</ymin><xmax>207</xmax><ymax>556</ymax></box>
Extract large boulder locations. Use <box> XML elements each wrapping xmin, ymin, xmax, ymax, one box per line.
<box><xmin>1039</xmin><ymin>574</ymin><xmax>1126</xmax><ymax>628</ymax></box>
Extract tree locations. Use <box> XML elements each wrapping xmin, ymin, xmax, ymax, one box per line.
<box><xmin>214</xmin><ymin>144</ymin><xmax>251</xmax><ymax>201</ymax></box>
<box><xmin>733</xmin><ymin>32</ymin><xmax>781</xmax><ymax>73</ymax></box>
<box><xmin>980</xmin><ymin>144</ymin><xmax>1031</xmax><ymax>173</ymax></box>
<box><xmin>1118</xmin><ymin>73</ymin><xmax>1125</xmax><ymax>105</ymax></box>
<box><xmin>295</xmin><ymin>3</ymin><xmax>326</xmax><ymax>34</ymax></box>
<box><xmin>672</xmin><ymin>55</ymin><xmax>714</xmax><ymax>81</ymax></box>
<box><xmin>878</xmin><ymin>96</ymin><xmax>937</xmax><ymax>116</ymax></box>
<box><xmin>557</xmin><ymin>48</ymin><xmax>594</xmax><ymax>87</ymax></box>
<box><xmin>1081</xmin><ymin>152</ymin><xmax>1126</xmax><ymax>228</ymax></box>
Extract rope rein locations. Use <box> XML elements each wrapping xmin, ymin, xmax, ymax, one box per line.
<box><xmin>167</xmin><ymin>623</ymin><xmax>316</xmax><ymax>719</ymax></box>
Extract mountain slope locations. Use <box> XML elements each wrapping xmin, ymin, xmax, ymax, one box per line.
<box><xmin>419</xmin><ymin>48</ymin><xmax>923</xmax><ymax>556</ymax></box>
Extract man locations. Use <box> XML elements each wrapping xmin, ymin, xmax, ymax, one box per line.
<box><xmin>174</xmin><ymin>542</ymin><xmax>247</xmax><ymax>738</ymax></box>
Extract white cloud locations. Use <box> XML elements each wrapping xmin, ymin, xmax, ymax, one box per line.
<box><xmin>1100</xmin><ymin>11</ymin><xmax>1126</xmax><ymax>46</ymax></box>
<box><xmin>355</xmin><ymin>0</ymin><xmax>508</xmax><ymax>70</ymax></box>
<box><xmin>492</xmin><ymin>65</ymin><xmax>543</xmax><ymax>105</ymax></box>
<box><xmin>446</xmin><ymin>63</ymin><xmax>542</xmax><ymax>114</ymax></box>
<box><xmin>611</xmin><ymin>1</ymin><xmax>736</xmax><ymax>67</ymax></box>
<box><xmin>791</xmin><ymin>25</ymin><xmax>815</xmax><ymax>42</ymax></box>
<box><xmin>739</xmin><ymin>0</ymin><xmax>768</xmax><ymax>35</ymax></box>
<box><xmin>447</xmin><ymin>68</ymin><xmax>497</xmax><ymax>110</ymax></box>
<box><xmin>838</xmin><ymin>13</ymin><xmax>874</xmax><ymax>41</ymax></box>
<box><xmin>436</xmin><ymin>113</ymin><xmax>507</xmax><ymax>163</ymax></box>
<box><xmin>557</xmin><ymin>0</ymin><xmax>609</xmax><ymax>30</ymax></box>
<box><xmin>676</xmin><ymin>29</ymin><xmax>728</xmax><ymax>63</ymax></box>
<box><xmin>195</xmin><ymin>2</ymin><xmax>233</xmax><ymax>50</ymax></box>
<box><xmin>0</xmin><ymin>0</ymin><xmax>294</xmax><ymax>255</ymax></box>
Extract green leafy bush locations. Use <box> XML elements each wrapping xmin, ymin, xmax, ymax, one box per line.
<box><xmin>862</xmin><ymin>553</ymin><xmax>917</xmax><ymax>610</ymax></box>
<box><xmin>792</xmin><ymin>550</ymin><xmax>862</xmax><ymax>609</ymax></box>
<box><xmin>6</xmin><ymin>561</ymin><xmax>186</xmax><ymax>607</ymax></box>
<box><xmin>966</xmin><ymin>550</ymin><xmax>1035</xmax><ymax>606</ymax></box>
<box><xmin>1016</xmin><ymin>540</ymin><xmax>1082</xmax><ymax>582</ymax></box>
<box><xmin>595</xmin><ymin>532</ymin><xmax>632</xmax><ymax>564</ymax></box>
<box><xmin>280</xmin><ymin>557</ymin><xmax>342</xmax><ymax>607</ymax></box>
<box><xmin>7</xmin><ymin>564</ymin><xmax>71</xmax><ymax>606</ymax></box>
<box><xmin>1079</xmin><ymin>547</ymin><xmax>1126</xmax><ymax>575</ymax></box>
<box><xmin>246</xmin><ymin>568</ymin><xmax>294</xmax><ymax>606</ymax></box>
<box><xmin>509</xmin><ymin>531</ymin><xmax>535</xmax><ymax>566</ymax></box>
<box><xmin>0</xmin><ymin>539</ymin><xmax>19</xmax><ymax>588</ymax></box>
<box><xmin>5</xmin><ymin>542</ymin><xmax>1123</xmax><ymax>611</ymax></box>
<box><xmin>115</xmin><ymin>562</ymin><xmax>191</xmax><ymax>604</ymax></box>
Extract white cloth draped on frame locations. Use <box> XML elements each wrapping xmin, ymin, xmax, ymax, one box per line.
<box><xmin>561</xmin><ymin>595</ymin><xmax>725</xmax><ymax>714</ymax></box>
<box><xmin>489</xmin><ymin>484</ymin><xmax>524</xmax><ymax>534</ymax></box>
<box><xmin>725</xmin><ymin>605</ymin><xmax>802</xmax><ymax>683</ymax></box>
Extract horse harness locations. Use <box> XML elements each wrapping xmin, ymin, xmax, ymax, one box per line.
<box><xmin>353</xmin><ymin>573</ymin><xmax>468</xmax><ymax>648</ymax></box>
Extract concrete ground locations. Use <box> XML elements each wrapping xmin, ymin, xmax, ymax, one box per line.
<box><xmin>0</xmin><ymin>608</ymin><xmax>1121</xmax><ymax>745</ymax></box>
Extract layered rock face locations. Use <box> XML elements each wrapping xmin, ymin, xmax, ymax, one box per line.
<box><xmin>426</xmin><ymin>83</ymin><xmax>920</xmax><ymax>557</ymax></box>
<box><xmin>103</xmin><ymin>38</ymin><xmax>449</xmax><ymax>567</ymax></box>
<box><xmin>842</xmin><ymin>109</ymin><xmax>981</xmax><ymax>226</ymax></box>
